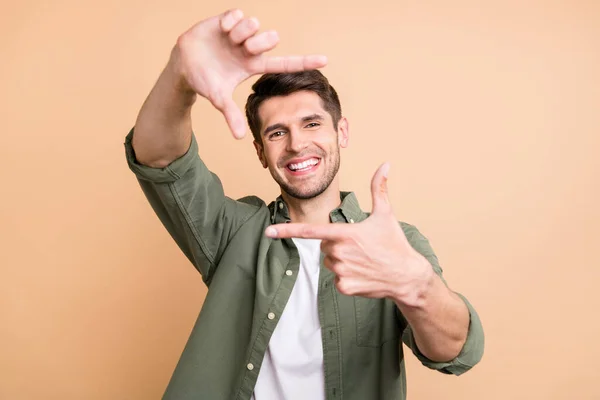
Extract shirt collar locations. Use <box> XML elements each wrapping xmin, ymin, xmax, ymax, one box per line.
<box><xmin>268</xmin><ymin>191</ymin><xmax>367</xmax><ymax>225</ymax></box>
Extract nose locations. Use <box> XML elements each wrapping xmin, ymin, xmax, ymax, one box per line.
<box><xmin>286</xmin><ymin>128</ymin><xmax>309</xmax><ymax>153</ymax></box>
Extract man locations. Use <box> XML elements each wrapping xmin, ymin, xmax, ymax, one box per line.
<box><xmin>124</xmin><ymin>8</ymin><xmax>484</xmax><ymax>400</ymax></box>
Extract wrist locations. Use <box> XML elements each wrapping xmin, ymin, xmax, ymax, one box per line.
<box><xmin>165</xmin><ymin>42</ymin><xmax>198</xmax><ymax>105</ymax></box>
<box><xmin>389</xmin><ymin>254</ymin><xmax>437</xmax><ymax>310</ymax></box>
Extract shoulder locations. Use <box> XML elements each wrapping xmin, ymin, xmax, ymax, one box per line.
<box><xmin>399</xmin><ymin>221</ymin><xmax>422</xmax><ymax>239</ymax></box>
<box><xmin>222</xmin><ymin>195</ymin><xmax>270</xmax><ymax>224</ymax></box>
<box><xmin>398</xmin><ymin>221</ymin><xmax>433</xmax><ymax>251</ymax></box>
<box><xmin>398</xmin><ymin>221</ymin><xmax>443</xmax><ymax>275</ymax></box>
<box><xmin>236</xmin><ymin>195</ymin><xmax>267</xmax><ymax>208</ymax></box>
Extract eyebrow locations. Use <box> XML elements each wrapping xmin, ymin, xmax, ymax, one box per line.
<box><xmin>263</xmin><ymin>113</ymin><xmax>325</xmax><ymax>136</ymax></box>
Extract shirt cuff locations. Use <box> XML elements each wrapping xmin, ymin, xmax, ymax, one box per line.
<box><xmin>123</xmin><ymin>127</ymin><xmax>199</xmax><ymax>183</ymax></box>
<box><xmin>402</xmin><ymin>292</ymin><xmax>485</xmax><ymax>376</ymax></box>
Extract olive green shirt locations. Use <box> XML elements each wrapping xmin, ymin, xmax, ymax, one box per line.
<box><xmin>124</xmin><ymin>129</ymin><xmax>484</xmax><ymax>400</ymax></box>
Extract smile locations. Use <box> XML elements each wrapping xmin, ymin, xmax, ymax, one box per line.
<box><xmin>286</xmin><ymin>157</ymin><xmax>321</xmax><ymax>173</ymax></box>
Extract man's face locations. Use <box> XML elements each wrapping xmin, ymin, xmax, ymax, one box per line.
<box><xmin>253</xmin><ymin>90</ymin><xmax>349</xmax><ymax>200</ymax></box>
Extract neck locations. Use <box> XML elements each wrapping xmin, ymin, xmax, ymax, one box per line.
<box><xmin>281</xmin><ymin>181</ymin><xmax>341</xmax><ymax>225</ymax></box>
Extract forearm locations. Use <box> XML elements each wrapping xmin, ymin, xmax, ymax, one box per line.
<box><xmin>132</xmin><ymin>45</ymin><xmax>197</xmax><ymax>168</ymax></box>
<box><xmin>393</xmin><ymin>266</ymin><xmax>470</xmax><ymax>362</ymax></box>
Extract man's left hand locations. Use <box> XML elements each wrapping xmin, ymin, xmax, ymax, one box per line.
<box><xmin>265</xmin><ymin>163</ymin><xmax>435</xmax><ymax>307</ymax></box>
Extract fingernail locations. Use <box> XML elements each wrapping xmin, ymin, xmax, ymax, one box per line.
<box><xmin>382</xmin><ymin>162</ymin><xmax>390</xmax><ymax>178</ymax></box>
<box><xmin>232</xmin><ymin>9</ymin><xmax>243</xmax><ymax>19</ymax></box>
<box><xmin>265</xmin><ymin>227</ymin><xmax>277</xmax><ymax>237</ymax></box>
<box><xmin>235</xmin><ymin>128</ymin><xmax>246</xmax><ymax>139</ymax></box>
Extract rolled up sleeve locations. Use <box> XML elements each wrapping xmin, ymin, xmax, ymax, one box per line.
<box><xmin>402</xmin><ymin>293</ymin><xmax>485</xmax><ymax>375</ymax></box>
<box><xmin>400</xmin><ymin>222</ymin><xmax>485</xmax><ymax>375</ymax></box>
<box><xmin>124</xmin><ymin>128</ymin><xmax>199</xmax><ymax>183</ymax></box>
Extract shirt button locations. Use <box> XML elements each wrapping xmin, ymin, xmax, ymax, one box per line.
<box><xmin>279</xmin><ymin>203</ymin><xmax>284</xmax><ymax>209</ymax></box>
<box><xmin>268</xmin><ymin>312</ymin><xmax>275</xmax><ymax>320</ymax></box>
<box><xmin>285</xmin><ymin>270</ymin><xmax>293</xmax><ymax>276</ymax></box>
<box><xmin>349</xmin><ymin>218</ymin><xmax>355</xmax><ymax>223</ymax></box>
<box><xmin>247</xmin><ymin>363</ymin><xmax>254</xmax><ymax>371</ymax></box>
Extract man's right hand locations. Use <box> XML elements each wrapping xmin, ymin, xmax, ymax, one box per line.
<box><xmin>169</xmin><ymin>9</ymin><xmax>328</xmax><ymax>139</ymax></box>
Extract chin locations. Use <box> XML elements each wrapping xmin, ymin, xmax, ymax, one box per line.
<box><xmin>270</xmin><ymin>159</ymin><xmax>339</xmax><ymax>200</ymax></box>
<box><xmin>281</xmin><ymin>182</ymin><xmax>330</xmax><ymax>200</ymax></box>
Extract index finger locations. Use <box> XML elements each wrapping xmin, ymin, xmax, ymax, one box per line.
<box><xmin>260</xmin><ymin>55</ymin><xmax>328</xmax><ymax>73</ymax></box>
<box><xmin>265</xmin><ymin>223</ymin><xmax>347</xmax><ymax>240</ymax></box>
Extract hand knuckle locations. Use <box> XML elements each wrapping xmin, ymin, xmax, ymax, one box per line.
<box><xmin>330</xmin><ymin>246</ymin><xmax>344</xmax><ymax>260</ymax></box>
<box><xmin>301</xmin><ymin>226</ymin><xmax>314</xmax><ymax>237</ymax></box>
<box><xmin>333</xmin><ymin>263</ymin><xmax>347</xmax><ymax>276</ymax></box>
<box><xmin>336</xmin><ymin>280</ymin><xmax>352</xmax><ymax>295</ymax></box>
<box><xmin>243</xmin><ymin>41</ymin><xmax>255</xmax><ymax>54</ymax></box>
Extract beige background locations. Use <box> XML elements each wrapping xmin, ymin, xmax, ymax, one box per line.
<box><xmin>1</xmin><ymin>0</ymin><xmax>599</xmax><ymax>399</ymax></box>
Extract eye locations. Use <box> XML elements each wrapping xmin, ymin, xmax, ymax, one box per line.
<box><xmin>306</xmin><ymin>122</ymin><xmax>320</xmax><ymax>128</ymax></box>
<box><xmin>269</xmin><ymin>131</ymin><xmax>286</xmax><ymax>139</ymax></box>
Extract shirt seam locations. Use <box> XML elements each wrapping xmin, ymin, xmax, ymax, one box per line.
<box><xmin>169</xmin><ymin>182</ymin><xmax>216</xmax><ymax>268</ymax></box>
<box><xmin>165</xmin><ymin>164</ymin><xmax>181</xmax><ymax>180</ymax></box>
<box><xmin>318</xmin><ymin>282</ymin><xmax>329</xmax><ymax>399</ymax></box>
<box><xmin>332</xmin><ymin>285</ymin><xmax>343</xmax><ymax>399</ymax></box>
<box><xmin>230</xmin><ymin>203</ymin><xmax>264</xmax><ymax>239</ymax></box>
<box><xmin>453</xmin><ymin>356</ymin><xmax>474</xmax><ymax>368</ymax></box>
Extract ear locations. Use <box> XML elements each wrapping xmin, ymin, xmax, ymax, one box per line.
<box><xmin>253</xmin><ymin>140</ymin><xmax>268</xmax><ymax>169</ymax></box>
<box><xmin>337</xmin><ymin>117</ymin><xmax>349</xmax><ymax>148</ymax></box>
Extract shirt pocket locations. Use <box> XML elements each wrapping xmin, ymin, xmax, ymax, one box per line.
<box><xmin>354</xmin><ymin>296</ymin><xmax>401</xmax><ymax>347</ymax></box>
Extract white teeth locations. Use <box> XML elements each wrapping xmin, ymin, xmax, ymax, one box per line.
<box><xmin>289</xmin><ymin>158</ymin><xmax>319</xmax><ymax>171</ymax></box>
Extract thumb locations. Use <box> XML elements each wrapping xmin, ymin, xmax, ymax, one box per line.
<box><xmin>219</xmin><ymin>97</ymin><xmax>247</xmax><ymax>139</ymax></box>
<box><xmin>370</xmin><ymin>162</ymin><xmax>392</xmax><ymax>215</ymax></box>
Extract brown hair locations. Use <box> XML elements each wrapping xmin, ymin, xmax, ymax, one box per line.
<box><xmin>245</xmin><ymin>70</ymin><xmax>342</xmax><ymax>143</ymax></box>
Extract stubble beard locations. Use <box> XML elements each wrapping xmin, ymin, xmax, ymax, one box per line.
<box><xmin>272</xmin><ymin>148</ymin><xmax>340</xmax><ymax>200</ymax></box>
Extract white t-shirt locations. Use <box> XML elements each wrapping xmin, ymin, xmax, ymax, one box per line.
<box><xmin>252</xmin><ymin>238</ymin><xmax>325</xmax><ymax>400</ymax></box>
